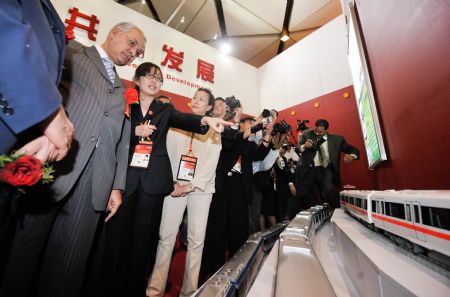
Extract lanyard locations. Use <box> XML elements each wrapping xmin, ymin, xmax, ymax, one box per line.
<box><xmin>186</xmin><ymin>132</ymin><xmax>195</xmax><ymax>156</ymax></box>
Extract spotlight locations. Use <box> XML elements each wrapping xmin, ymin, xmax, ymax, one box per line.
<box><xmin>220</xmin><ymin>42</ymin><xmax>231</xmax><ymax>54</ymax></box>
<box><xmin>280</xmin><ymin>33</ymin><xmax>290</xmax><ymax>42</ymax></box>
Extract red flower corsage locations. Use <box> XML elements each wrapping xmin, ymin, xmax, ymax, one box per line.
<box><xmin>124</xmin><ymin>87</ymin><xmax>139</xmax><ymax>117</ymax></box>
<box><xmin>65</xmin><ymin>27</ymin><xmax>75</xmax><ymax>44</ymax></box>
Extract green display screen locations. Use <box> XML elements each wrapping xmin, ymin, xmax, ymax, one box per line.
<box><xmin>347</xmin><ymin>3</ymin><xmax>387</xmax><ymax>168</ymax></box>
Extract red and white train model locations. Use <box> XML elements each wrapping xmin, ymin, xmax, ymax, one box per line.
<box><xmin>339</xmin><ymin>190</ymin><xmax>450</xmax><ymax>264</ymax></box>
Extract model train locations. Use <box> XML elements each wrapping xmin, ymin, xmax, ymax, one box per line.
<box><xmin>339</xmin><ymin>190</ymin><xmax>450</xmax><ymax>263</ymax></box>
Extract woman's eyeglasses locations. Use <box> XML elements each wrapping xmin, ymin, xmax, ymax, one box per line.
<box><xmin>144</xmin><ymin>73</ymin><xmax>163</xmax><ymax>83</ymax></box>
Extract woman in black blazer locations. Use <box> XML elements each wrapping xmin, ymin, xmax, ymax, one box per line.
<box><xmin>95</xmin><ymin>62</ymin><xmax>229</xmax><ymax>297</ymax></box>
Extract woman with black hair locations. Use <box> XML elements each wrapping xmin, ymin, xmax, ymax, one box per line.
<box><xmin>96</xmin><ymin>63</ymin><xmax>230</xmax><ymax>297</ymax></box>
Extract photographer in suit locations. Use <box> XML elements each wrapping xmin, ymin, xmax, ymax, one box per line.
<box><xmin>296</xmin><ymin>119</ymin><xmax>359</xmax><ymax>209</ymax></box>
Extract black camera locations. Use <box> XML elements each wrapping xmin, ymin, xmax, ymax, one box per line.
<box><xmin>225</xmin><ymin>96</ymin><xmax>241</xmax><ymax>110</ymax></box>
<box><xmin>260</xmin><ymin>109</ymin><xmax>274</xmax><ymax>126</ymax></box>
<box><xmin>224</xmin><ymin>96</ymin><xmax>241</xmax><ymax>121</ymax></box>
<box><xmin>296</xmin><ymin>119</ymin><xmax>310</xmax><ymax>132</ymax></box>
<box><xmin>249</xmin><ymin>109</ymin><xmax>273</xmax><ymax>134</ymax></box>
<box><xmin>250</xmin><ymin>123</ymin><xmax>263</xmax><ymax>134</ymax></box>
<box><xmin>313</xmin><ymin>136</ymin><xmax>326</xmax><ymax>149</ymax></box>
<box><xmin>273</xmin><ymin>119</ymin><xmax>291</xmax><ymax>135</ymax></box>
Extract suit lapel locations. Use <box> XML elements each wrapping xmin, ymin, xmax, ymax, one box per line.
<box><xmin>131</xmin><ymin>103</ymin><xmax>144</xmax><ymax>123</ymax></box>
<box><xmin>115</xmin><ymin>72</ymin><xmax>125</xmax><ymax>89</ymax></box>
<box><xmin>327</xmin><ymin>134</ymin><xmax>336</xmax><ymax>160</ymax></box>
<box><xmin>84</xmin><ymin>46</ymin><xmax>113</xmax><ymax>85</ymax></box>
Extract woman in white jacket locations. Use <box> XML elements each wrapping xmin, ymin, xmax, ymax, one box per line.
<box><xmin>146</xmin><ymin>88</ymin><xmax>222</xmax><ymax>297</ymax></box>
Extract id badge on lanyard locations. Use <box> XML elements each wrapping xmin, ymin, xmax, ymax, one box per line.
<box><xmin>130</xmin><ymin>120</ymin><xmax>153</xmax><ymax>168</ymax></box>
<box><xmin>130</xmin><ymin>141</ymin><xmax>153</xmax><ymax>168</ymax></box>
<box><xmin>176</xmin><ymin>133</ymin><xmax>197</xmax><ymax>181</ymax></box>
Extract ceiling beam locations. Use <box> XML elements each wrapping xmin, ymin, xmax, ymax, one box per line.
<box><xmin>183</xmin><ymin>0</ymin><xmax>208</xmax><ymax>34</ymax></box>
<box><xmin>165</xmin><ymin>0</ymin><xmax>186</xmax><ymax>26</ymax></box>
<box><xmin>144</xmin><ymin>0</ymin><xmax>161</xmax><ymax>23</ymax></box>
<box><xmin>214</xmin><ymin>0</ymin><xmax>228</xmax><ymax>39</ymax></box>
<box><xmin>201</xmin><ymin>26</ymin><xmax>323</xmax><ymax>43</ymax></box>
<box><xmin>277</xmin><ymin>0</ymin><xmax>294</xmax><ymax>54</ymax></box>
<box><xmin>202</xmin><ymin>33</ymin><xmax>280</xmax><ymax>43</ymax></box>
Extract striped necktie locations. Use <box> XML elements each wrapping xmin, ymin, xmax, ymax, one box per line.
<box><xmin>102</xmin><ymin>58</ymin><xmax>115</xmax><ymax>85</ymax></box>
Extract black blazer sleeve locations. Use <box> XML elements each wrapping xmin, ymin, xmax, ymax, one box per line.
<box><xmin>169</xmin><ymin>108</ymin><xmax>208</xmax><ymax>134</ymax></box>
<box><xmin>339</xmin><ymin>137</ymin><xmax>359</xmax><ymax>159</ymax></box>
<box><xmin>250</xmin><ymin>141</ymin><xmax>271</xmax><ymax>162</ymax></box>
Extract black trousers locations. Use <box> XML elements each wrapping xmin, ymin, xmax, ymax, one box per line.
<box><xmin>248</xmin><ymin>182</ymin><xmax>262</xmax><ymax>234</ymax></box>
<box><xmin>0</xmin><ymin>185</ymin><xmax>16</xmax><ymax>271</ymax></box>
<box><xmin>276</xmin><ymin>180</ymin><xmax>291</xmax><ymax>220</ymax></box>
<box><xmin>200</xmin><ymin>174</ymin><xmax>248</xmax><ymax>283</ymax></box>
<box><xmin>0</xmin><ymin>161</ymin><xmax>102</xmax><ymax>297</ymax></box>
<box><xmin>90</xmin><ymin>179</ymin><xmax>165</xmax><ymax>297</ymax></box>
<box><xmin>297</xmin><ymin>166</ymin><xmax>338</xmax><ymax>209</ymax></box>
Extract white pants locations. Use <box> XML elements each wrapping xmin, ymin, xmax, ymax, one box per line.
<box><xmin>146</xmin><ymin>192</ymin><xmax>212</xmax><ymax>297</ymax></box>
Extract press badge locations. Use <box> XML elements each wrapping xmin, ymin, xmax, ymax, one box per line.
<box><xmin>130</xmin><ymin>141</ymin><xmax>153</xmax><ymax>168</ymax></box>
<box><xmin>177</xmin><ymin>155</ymin><xmax>198</xmax><ymax>181</ymax></box>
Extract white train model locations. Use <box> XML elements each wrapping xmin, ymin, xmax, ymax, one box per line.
<box><xmin>339</xmin><ymin>190</ymin><xmax>450</xmax><ymax>261</ymax></box>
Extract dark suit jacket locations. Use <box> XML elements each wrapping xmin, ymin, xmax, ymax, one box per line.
<box><xmin>125</xmin><ymin>101</ymin><xmax>208</xmax><ymax>196</ymax></box>
<box><xmin>296</xmin><ymin>129</ymin><xmax>359</xmax><ymax>187</ymax></box>
<box><xmin>215</xmin><ymin>130</ymin><xmax>271</xmax><ymax>202</ymax></box>
<box><xmin>0</xmin><ymin>0</ymin><xmax>65</xmax><ymax>153</ymax></box>
<box><xmin>49</xmin><ymin>43</ymin><xmax>130</xmax><ymax>211</ymax></box>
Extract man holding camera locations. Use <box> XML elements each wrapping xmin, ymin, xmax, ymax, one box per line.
<box><xmin>296</xmin><ymin>119</ymin><xmax>359</xmax><ymax>209</ymax></box>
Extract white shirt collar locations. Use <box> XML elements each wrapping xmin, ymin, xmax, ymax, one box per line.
<box><xmin>95</xmin><ymin>45</ymin><xmax>112</xmax><ymax>63</ymax></box>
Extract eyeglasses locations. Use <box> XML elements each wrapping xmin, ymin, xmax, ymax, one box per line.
<box><xmin>144</xmin><ymin>73</ymin><xmax>163</xmax><ymax>83</ymax></box>
<box><xmin>128</xmin><ymin>38</ymin><xmax>144</xmax><ymax>57</ymax></box>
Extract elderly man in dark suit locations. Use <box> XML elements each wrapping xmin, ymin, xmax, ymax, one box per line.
<box><xmin>0</xmin><ymin>22</ymin><xmax>146</xmax><ymax>297</ymax></box>
<box><xmin>296</xmin><ymin>119</ymin><xmax>359</xmax><ymax>209</ymax></box>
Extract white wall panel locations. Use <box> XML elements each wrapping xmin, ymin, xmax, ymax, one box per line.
<box><xmin>258</xmin><ymin>15</ymin><xmax>352</xmax><ymax>112</ymax></box>
<box><xmin>312</xmin><ymin>16</ymin><xmax>353</xmax><ymax>96</ymax></box>
<box><xmin>52</xmin><ymin>1</ymin><xmax>351</xmax><ymax>116</ymax></box>
<box><xmin>53</xmin><ymin>0</ymin><xmax>259</xmax><ymax>114</ymax></box>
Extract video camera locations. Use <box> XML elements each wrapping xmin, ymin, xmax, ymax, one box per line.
<box><xmin>296</xmin><ymin>119</ymin><xmax>310</xmax><ymax>132</ymax></box>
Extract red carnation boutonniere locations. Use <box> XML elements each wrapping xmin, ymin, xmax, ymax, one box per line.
<box><xmin>0</xmin><ymin>154</ymin><xmax>55</xmax><ymax>193</ymax></box>
<box><xmin>124</xmin><ymin>87</ymin><xmax>139</xmax><ymax>117</ymax></box>
<box><xmin>65</xmin><ymin>27</ymin><xmax>75</xmax><ymax>44</ymax></box>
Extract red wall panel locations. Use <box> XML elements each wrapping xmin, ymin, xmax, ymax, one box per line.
<box><xmin>355</xmin><ymin>0</ymin><xmax>450</xmax><ymax>189</ymax></box>
<box><xmin>277</xmin><ymin>86</ymin><xmax>378</xmax><ymax>190</ymax></box>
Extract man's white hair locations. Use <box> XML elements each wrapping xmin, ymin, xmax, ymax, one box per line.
<box><xmin>111</xmin><ymin>22</ymin><xmax>147</xmax><ymax>43</ymax></box>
